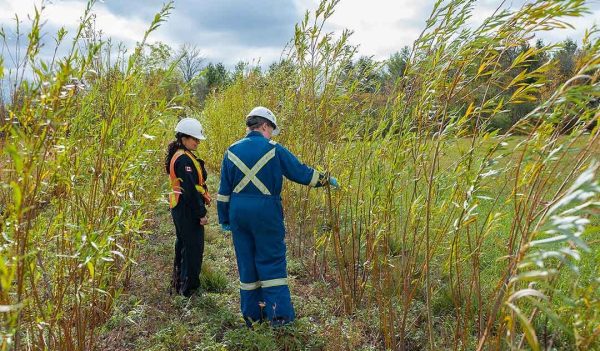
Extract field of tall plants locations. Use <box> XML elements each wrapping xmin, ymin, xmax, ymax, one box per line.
<box><xmin>200</xmin><ymin>0</ymin><xmax>599</xmax><ymax>349</ymax></box>
<box><xmin>0</xmin><ymin>2</ymin><xmax>190</xmax><ymax>349</ymax></box>
<box><xmin>1</xmin><ymin>0</ymin><xmax>599</xmax><ymax>350</ymax></box>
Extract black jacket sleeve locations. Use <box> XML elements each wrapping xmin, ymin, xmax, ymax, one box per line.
<box><xmin>174</xmin><ymin>154</ymin><xmax>207</xmax><ymax>219</ymax></box>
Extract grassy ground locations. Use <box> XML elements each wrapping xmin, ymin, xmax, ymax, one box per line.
<box><xmin>96</xmin><ymin>201</ymin><xmax>379</xmax><ymax>350</ymax></box>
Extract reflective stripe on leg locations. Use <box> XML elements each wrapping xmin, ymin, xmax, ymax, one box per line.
<box><xmin>240</xmin><ymin>281</ymin><xmax>261</xmax><ymax>290</ymax></box>
<box><xmin>261</xmin><ymin>278</ymin><xmax>288</xmax><ymax>288</ymax></box>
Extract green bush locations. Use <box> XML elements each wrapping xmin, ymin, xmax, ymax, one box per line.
<box><xmin>222</xmin><ymin>323</ymin><xmax>277</xmax><ymax>351</ymax></box>
<box><xmin>200</xmin><ymin>265</ymin><xmax>229</xmax><ymax>293</ymax></box>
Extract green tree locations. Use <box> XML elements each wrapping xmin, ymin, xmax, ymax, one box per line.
<box><xmin>204</xmin><ymin>62</ymin><xmax>230</xmax><ymax>90</ymax></box>
<box><xmin>554</xmin><ymin>38</ymin><xmax>578</xmax><ymax>78</ymax></box>
<box><xmin>529</xmin><ymin>39</ymin><xmax>549</xmax><ymax>71</ymax></box>
<box><xmin>192</xmin><ymin>62</ymin><xmax>231</xmax><ymax>105</ymax></box>
<box><xmin>386</xmin><ymin>46</ymin><xmax>410</xmax><ymax>82</ymax></box>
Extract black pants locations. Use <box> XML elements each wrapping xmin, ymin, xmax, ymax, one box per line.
<box><xmin>171</xmin><ymin>207</ymin><xmax>205</xmax><ymax>297</ymax></box>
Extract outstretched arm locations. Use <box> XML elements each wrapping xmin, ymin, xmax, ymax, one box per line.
<box><xmin>277</xmin><ymin>144</ymin><xmax>329</xmax><ymax>187</ymax></box>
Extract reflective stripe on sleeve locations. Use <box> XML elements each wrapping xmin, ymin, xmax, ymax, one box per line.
<box><xmin>217</xmin><ymin>194</ymin><xmax>230</xmax><ymax>202</ymax></box>
<box><xmin>308</xmin><ymin>169</ymin><xmax>320</xmax><ymax>187</ymax></box>
<box><xmin>261</xmin><ymin>278</ymin><xmax>288</xmax><ymax>288</ymax></box>
<box><xmin>240</xmin><ymin>281</ymin><xmax>261</xmax><ymax>290</ymax></box>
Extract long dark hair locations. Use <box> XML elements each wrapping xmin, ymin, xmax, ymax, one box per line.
<box><xmin>165</xmin><ymin>132</ymin><xmax>188</xmax><ymax>174</ymax></box>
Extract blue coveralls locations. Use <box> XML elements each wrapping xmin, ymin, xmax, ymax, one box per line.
<box><xmin>217</xmin><ymin>131</ymin><xmax>326</xmax><ymax>325</ymax></box>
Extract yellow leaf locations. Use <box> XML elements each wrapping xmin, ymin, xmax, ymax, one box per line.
<box><xmin>86</xmin><ymin>261</ymin><xmax>95</xmax><ymax>279</ymax></box>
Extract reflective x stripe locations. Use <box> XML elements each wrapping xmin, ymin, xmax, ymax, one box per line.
<box><xmin>228</xmin><ymin>149</ymin><xmax>275</xmax><ymax>195</ymax></box>
<box><xmin>217</xmin><ymin>194</ymin><xmax>230</xmax><ymax>202</ymax></box>
<box><xmin>240</xmin><ymin>281</ymin><xmax>261</xmax><ymax>290</ymax></box>
<box><xmin>261</xmin><ymin>278</ymin><xmax>288</xmax><ymax>288</ymax></box>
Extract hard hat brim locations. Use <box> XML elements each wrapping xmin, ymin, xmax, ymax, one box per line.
<box><xmin>175</xmin><ymin>128</ymin><xmax>206</xmax><ymax>140</ymax></box>
<box><xmin>192</xmin><ymin>133</ymin><xmax>207</xmax><ymax>140</ymax></box>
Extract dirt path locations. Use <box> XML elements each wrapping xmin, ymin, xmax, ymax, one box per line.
<box><xmin>96</xmin><ymin>199</ymin><xmax>379</xmax><ymax>350</ymax></box>
<box><xmin>97</xmin><ymin>205</ymin><xmax>245</xmax><ymax>350</ymax></box>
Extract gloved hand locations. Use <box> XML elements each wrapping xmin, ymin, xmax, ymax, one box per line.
<box><xmin>329</xmin><ymin>176</ymin><xmax>340</xmax><ymax>189</ymax></box>
<box><xmin>220</xmin><ymin>223</ymin><xmax>231</xmax><ymax>232</ymax></box>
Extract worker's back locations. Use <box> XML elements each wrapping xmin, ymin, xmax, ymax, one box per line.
<box><xmin>217</xmin><ymin>129</ymin><xmax>323</xmax><ymax>235</ymax></box>
<box><xmin>223</xmin><ymin>131</ymin><xmax>284</xmax><ymax>197</ymax></box>
<box><xmin>222</xmin><ymin>130</ymin><xmax>320</xmax><ymax>198</ymax></box>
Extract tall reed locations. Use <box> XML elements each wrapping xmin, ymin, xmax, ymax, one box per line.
<box><xmin>0</xmin><ymin>1</ymin><xmax>186</xmax><ymax>349</ymax></box>
<box><xmin>202</xmin><ymin>0</ymin><xmax>599</xmax><ymax>349</ymax></box>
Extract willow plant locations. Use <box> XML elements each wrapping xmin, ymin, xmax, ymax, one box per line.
<box><xmin>0</xmin><ymin>1</ymin><xmax>186</xmax><ymax>350</ymax></box>
<box><xmin>202</xmin><ymin>0</ymin><xmax>598</xmax><ymax>349</ymax></box>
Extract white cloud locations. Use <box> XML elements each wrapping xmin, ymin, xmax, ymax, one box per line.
<box><xmin>0</xmin><ymin>0</ymin><xmax>41</xmax><ymax>22</ymax></box>
<box><xmin>202</xmin><ymin>45</ymin><xmax>285</xmax><ymax>67</ymax></box>
<box><xmin>1</xmin><ymin>0</ymin><xmax>598</xmax><ymax>68</ymax></box>
<box><xmin>326</xmin><ymin>0</ymin><xmax>430</xmax><ymax>59</ymax></box>
<box><xmin>83</xmin><ymin>4</ymin><xmax>150</xmax><ymax>43</ymax></box>
<box><xmin>291</xmin><ymin>0</ymin><xmax>429</xmax><ymax>60</ymax></box>
<box><xmin>0</xmin><ymin>0</ymin><xmax>152</xmax><ymax>46</ymax></box>
<box><xmin>535</xmin><ymin>8</ymin><xmax>600</xmax><ymax>43</ymax></box>
<box><xmin>293</xmin><ymin>0</ymin><xmax>599</xmax><ymax>62</ymax></box>
<box><xmin>469</xmin><ymin>1</ymin><xmax>600</xmax><ymax>44</ymax></box>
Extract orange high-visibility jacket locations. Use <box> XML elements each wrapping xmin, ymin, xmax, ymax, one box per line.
<box><xmin>169</xmin><ymin>149</ymin><xmax>212</xmax><ymax>211</ymax></box>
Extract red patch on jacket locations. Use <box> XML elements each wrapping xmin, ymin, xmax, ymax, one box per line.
<box><xmin>185</xmin><ymin>166</ymin><xmax>192</xmax><ymax>172</ymax></box>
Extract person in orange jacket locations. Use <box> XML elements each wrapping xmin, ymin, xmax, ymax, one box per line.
<box><xmin>165</xmin><ymin>117</ymin><xmax>211</xmax><ymax>297</ymax></box>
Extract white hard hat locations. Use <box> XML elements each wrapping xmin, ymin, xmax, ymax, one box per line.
<box><xmin>175</xmin><ymin>117</ymin><xmax>206</xmax><ymax>140</ymax></box>
<box><xmin>247</xmin><ymin>106</ymin><xmax>280</xmax><ymax>136</ymax></box>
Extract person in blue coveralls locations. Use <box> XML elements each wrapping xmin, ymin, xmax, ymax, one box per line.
<box><xmin>165</xmin><ymin>117</ymin><xmax>212</xmax><ymax>297</ymax></box>
<box><xmin>217</xmin><ymin>106</ymin><xmax>339</xmax><ymax>326</ymax></box>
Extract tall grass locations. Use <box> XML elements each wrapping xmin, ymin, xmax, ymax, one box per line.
<box><xmin>201</xmin><ymin>0</ymin><xmax>599</xmax><ymax>349</ymax></box>
<box><xmin>0</xmin><ymin>1</ymin><xmax>186</xmax><ymax>349</ymax></box>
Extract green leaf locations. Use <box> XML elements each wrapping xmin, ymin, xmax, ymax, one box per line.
<box><xmin>510</xmin><ymin>269</ymin><xmax>557</xmax><ymax>283</ymax></box>
<box><xmin>507</xmin><ymin>288</ymin><xmax>547</xmax><ymax>303</ymax></box>
<box><xmin>5</xmin><ymin>144</ymin><xmax>23</xmax><ymax>173</ymax></box>
<box><xmin>506</xmin><ymin>302</ymin><xmax>540</xmax><ymax>351</ymax></box>
<box><xmin>528</xmin><ymin>299</ymin><xmax>572</xmax><ymax>337</ymax></box>
<box><xmin>86</xmin><ymin>260</ymin><xmax>95</xmax><ymax>279</ymax></box>
<box><xmin>10</xmin><ymin>181</ymin><xmax>22</xmax><ymax>209</ymax></box>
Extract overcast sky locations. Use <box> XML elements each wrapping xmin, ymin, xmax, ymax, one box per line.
<box><xmin>1</xmin><ymin>0</ymin><xmax>599</xmax><ymax>68</ymax></box>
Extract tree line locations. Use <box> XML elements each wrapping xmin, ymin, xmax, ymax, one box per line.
<box><xmin>148</xmin><ymin>37</ymin><xmax>591</xmax><ymax>134</ymax></box>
